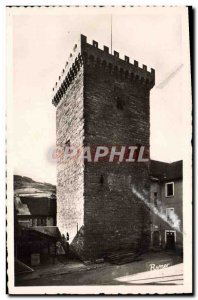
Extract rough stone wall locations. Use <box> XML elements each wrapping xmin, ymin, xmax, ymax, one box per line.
<box><xmin>56</xmin><ymin>67</ymin><xmax>85</xmax><ymax>256</ymax></box>
<box><xmin>83</xmin><ymin>61</ymin><xmax>152</xmax><ymax>259</ymax></box>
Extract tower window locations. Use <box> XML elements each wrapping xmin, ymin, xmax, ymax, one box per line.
<box><xmin>100</xmin><ymin>175</ymin><xmax>104</xmax><ymax>185</ymax></box>
<box><xmin>116</xmin><ymin>97</ymin><xmax>124</xmax><ymax>110</ymax></box>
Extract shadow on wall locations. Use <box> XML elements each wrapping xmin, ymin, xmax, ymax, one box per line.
<box><xmin>69</xmin><ymin>203</ymin><xmax>151</xmax><ymax>262</ymax></box>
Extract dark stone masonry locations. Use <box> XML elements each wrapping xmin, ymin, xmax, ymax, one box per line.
<box><xmin>52</xmin><ymin>34</ymin><xmax>155</xmax><ymax>260</ymax></box>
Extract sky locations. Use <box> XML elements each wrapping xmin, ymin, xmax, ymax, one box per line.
<box><xmin>11</xmin><ymin>7</ymin><xmax>190</xmax><ymax>184</ymax></box>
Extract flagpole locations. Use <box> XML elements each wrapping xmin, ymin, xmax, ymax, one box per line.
<box><xmin>111</xmin><ymin>15</ymin><xmax>112</xmax><ymax>54</ymax></box>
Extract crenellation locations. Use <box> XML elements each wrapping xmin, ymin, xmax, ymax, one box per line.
<box><xmin>114</xmin><ymin>50</ymin><xmax>119</xmax><ymax>58</ymax></box>
<box><xmin>93</xmin><ymin>40</ymin><xmax>98</xmax><ymax>48</ymax></box>
<box><xmin>104</xmin><ymin>46</ymin><xmax>109</xmax><ymax>53</ymax></box>
<box><xmin>151</xmin><ymin>68</ymin><xmax>155</xmax><ymax>78</ymax></box>
<box><xmin>81</xmin><ymin>34</ymin><xmax>87</xmax><ymax>44</ymax></box>
<box><xmin>125</xmin><ymin>55</ymin><xmax>129</xmax><ymax>63</ymax></box>
<box><xmin>81</xmin><ymin>34</ymin><xmax>154</xmax><ymax>72</ymax></box>
<box><xmin>52</xmin><ymin>34</ymin><xmax>155</xmax><ymax>107</ymax></box>
<box><xmin>143</xmin><ymin>64</ymin><xmax>147</xmax><ymax>71</ymax></box>
<box><xmin>52</xmin><ymin>51</ymin><xmax>84</xmax><ymax>106</ymax></box>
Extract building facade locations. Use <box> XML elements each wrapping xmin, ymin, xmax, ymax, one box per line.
<box><xmin>15</xmin><ymin>194</ymin><xmax>57</xmax><ymax>228</ymax></box>
<box><xmin>150</xmin><ymin>160</ymin><xmax>183</xmax><ymax>250</ymax></box>
<box><xmin>52</xmin><ymin>34</ymin><xmax>155</xmax><ymax>260</ymax></box>
<box><xmin>14</xmin><ymin>194</ymin><xmax>59</xmax><ymax>266</ymax></box>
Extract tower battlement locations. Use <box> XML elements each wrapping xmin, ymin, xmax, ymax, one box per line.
<box><xmin>52</xmin><ymin>34</ymin><xmax>155</xmax><ymax>107</ymax></box>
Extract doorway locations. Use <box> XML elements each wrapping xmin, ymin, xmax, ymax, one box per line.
<box><xmin>165</xmin><ymin>231</ymin><xmax>176</xmax><ymax>249</ymax></box>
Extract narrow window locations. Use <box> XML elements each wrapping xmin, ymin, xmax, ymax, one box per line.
<box><xmin>116</xmin><ymin>97</ymin><xmax>124</xmax><ymax>110</ymax></box>
<box><xmin>32</xmin><ymin>218</ymin><xmax>37</xmax><ymax>226</ymax></box>
<box><xmin>154</xmin><ymin>192</ymin><xmax>158</xmax><ymax>207</ymax></box>
<box><xmin>41</xmin><ymin>218</ymin><xmax>46</xmax><ymax>226</ymax></box>
<box><xmin>166</xmin><ymin>208</ymin><xmax>175</xmax><ymax>222</ymax></box>
<box><xmin>114</xmin><ymin>85</ymin><xmax>125</xmax><ymax>110</ymax></box>
<box><xmin>100</xmin><ymin>175</ymin><xmax>104</xmax><ymax>185</ymax></box>
<box><xmin>165</xmin><ymin>182</ymin><xmax>174</xmax><ymax>197</ymax></box>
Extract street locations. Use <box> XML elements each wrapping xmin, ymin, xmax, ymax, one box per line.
<box><xmin>15</xmin><ymin>250</ymin><xmax>183</xmax><ymax>286</ymax></box>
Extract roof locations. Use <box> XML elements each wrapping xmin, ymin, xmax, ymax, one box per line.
<box><xmin>21</xmin><ymin>226</ymin><xmax>60</xmax><ymax>240</ymax></box>
<box><xmin>150</xmin><ymin>160</ymin><xmax>183</xmax><ymax>181</ymax></box>
<box><xmin>16</xmin><ymin>196</ymin><xmax>56</xmax><ymax>216</ymax></box>
<box><xmin>17</xmin><ymin>193</ymin><xmax>54</xmax><ymax>198</ymax></box>
<box><xmin>31</xmin><ymin>226</ymin><xmax>60</xmax><ymax>239</ymax></box>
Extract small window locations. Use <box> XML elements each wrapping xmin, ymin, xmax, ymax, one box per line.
<box><xmin>166</xmin><ymin>208</ymin><xmax>174</xmax><ymax>222</ymax></box>
<box><xmin>154</xmin><ymin>192</ymin><xmax>158</xmax><ymax>207</ymax></box>
<box><xmin>165</xmin><ymin>182</ymin><xmax>174</xmax><ymax>197</ymax></box>
<box><xmin>29</xmin><ymin>219</ymin><xmax>33</xmax><ymax>227</ymax></box>
<box><xmin>100</xmin><ymin>175</ymin><xmax>104</xmax><ymax>185</ymax></box>
<box><xmin>32</xmin><ymin>218</ymin><xmax>37</xmax><ymax>226</ymax></box>
<box><xmin>116</xmin><ymin>97</ymin><xmax>124</xmax><ymax>110</ymax></box>
<box><xmin>41</xmin><ymin>218</ymin><xmax>46</xmax><ymax>226</ymax></box>
<box><xmin>37</xmin><ymin>218</ymin><xmax>41</xmax><ymax>226</ymax></box>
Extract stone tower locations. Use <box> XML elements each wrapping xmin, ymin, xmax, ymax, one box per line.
<box><xmin>52</xmin><ymin>34</ymin><xmax>155</xmax><ymax>260</ymax></box>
